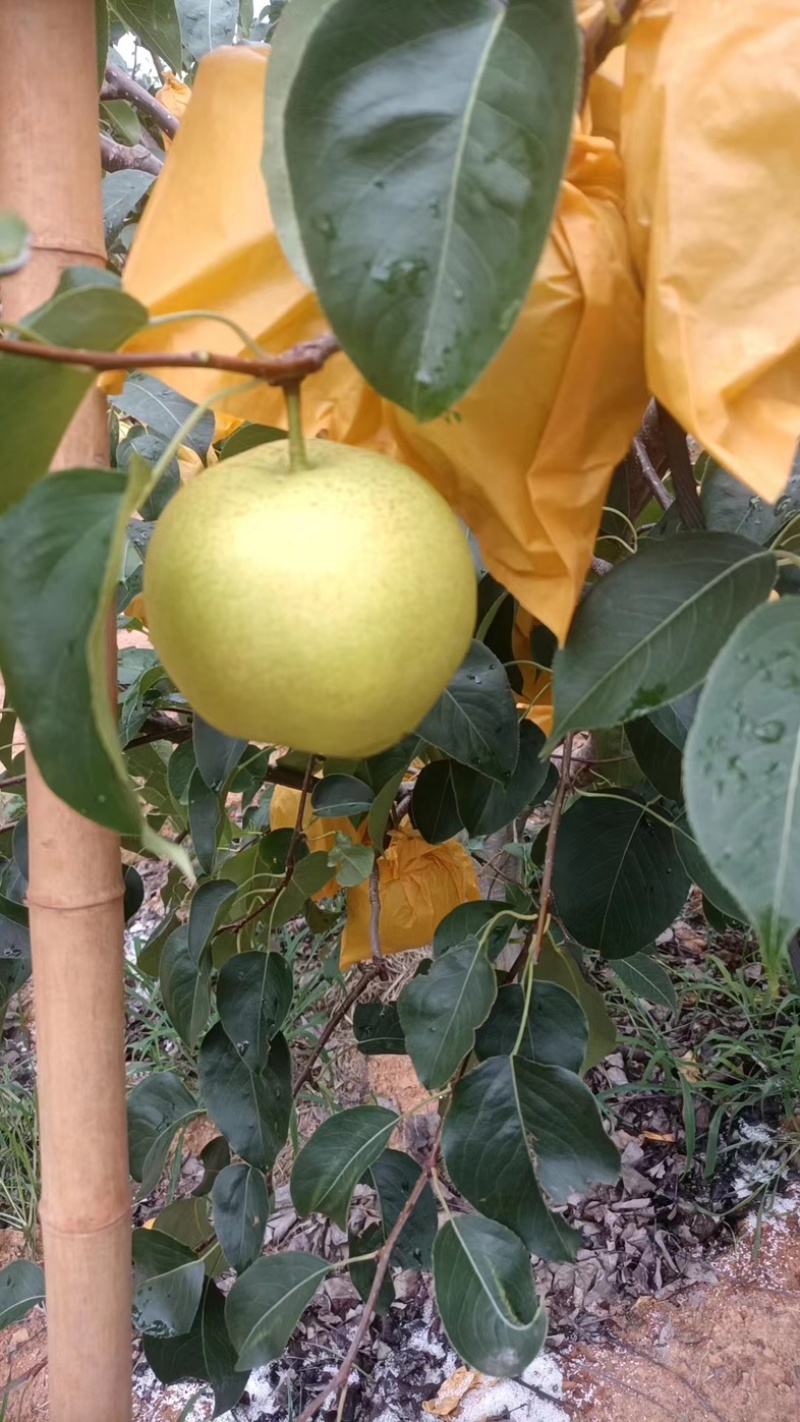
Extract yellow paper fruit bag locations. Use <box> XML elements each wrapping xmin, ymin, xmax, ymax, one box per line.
<box><xmin>340</xmin><ymin>825</ymin><xmax>480</xmax><ymax>969</ymax></box>
<box><xmin>119</xmin><ymin>45</ymin><xmax>646</xmax><ymax>641</ymax></box>
<box><xmin>623</xmin><ymin>0</ymin><xmax>800</xmax><ymax>502</ymax></box>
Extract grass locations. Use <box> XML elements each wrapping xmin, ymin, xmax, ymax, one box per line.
<box><xmin>0</xmin><ymin>1070</ymin><xmax>39</xmax><ymax>1248</ymax></box>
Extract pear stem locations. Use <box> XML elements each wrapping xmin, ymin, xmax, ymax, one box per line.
<box><xmin>285</xmin><ymin>380</ymin><xmax>309</xmax><ymax>472</ymax></box>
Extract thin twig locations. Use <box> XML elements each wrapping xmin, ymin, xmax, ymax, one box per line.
<box><xmin>103</xmin><ymin>63</ymin><xmax>179</xmax><ymax>139</ymax></box>
<box><xmin>293</xmin><ymin>1129</ymin><xmax>442</xmax><ymax>1422</ymax></box>
<box><xmin>656</xmin><ymin>402</ymin><xmax>705</xmax><ymax>530</ymax></box>
<box><xmin>292</xmin><ymin>963</ymin><xmax>381</xmax><ymax>1097</ymax></box>
<box><xmin>0</xmin><ymin>775</ymin><xmax>25</xmax><ymax>791</ymax></box>
<box><xmin>218</xmin><ymin>755</ymin><xmax>318</xmax><ymax>938</ymax></box>
<box><xmin>511</xmin><ymin>733</ymin><xmax>574</xmax><ymax>979</ymax></box>
<box><xmin>100</xmin><ymin>131</ymin><xmax>163</xmax><ymax>176</ymax></box>
<box><xmin>0</xmin><ymin>330</ymin><xmax>342</xmax><ymax>388</ymax></box>
<box><xmin>633</xmin><ymin>436</ymin><xmax>672</xmax><ymax>512</ymax></box>
<box><xmin>368</xmin><ymin>861</ymin><xmax>389</xmax><ymax>979</ymax></box>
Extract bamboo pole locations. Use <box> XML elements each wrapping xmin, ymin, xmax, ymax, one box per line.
<box><xmin>0</xmin><ymin>3</ymin><xmax>132</xmax><ymax>1417</ymax></box>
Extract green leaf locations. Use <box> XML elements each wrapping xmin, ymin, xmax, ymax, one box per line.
<box><xmin>110</xmin><ymin>0</ymin><xmax>183</xmax><ymax>69</ymax></box>
<box><xmin>349</xmin><ymin>1223</ymin><xmax>395</xmax><ymax>1314</ymax></box>
<box><xmin>219</xmin><ymin>423</ymin><xmax>286</xmax><ymax>458</ymax></box>
<box><xmin>188</xmin><ymin>879</ymin><xmax>238</xmax><ymax>965</ymax></box>
<box><xmin>368</xmin><ymin>766</ymin><xmax>407</xmax><ymax>848</ymax></box>
<box><xmin>672</xmin><ymin>818</ymin><xmax>744</xmax><ymax>921</ymax></box>
<box><xmin>127</xmin><ymin>1072</ymin><xmax>201</xmax><ymax>1196</ymax></box>
<box><xmin>211</xmin><ymin>1164</ymin><xmax>270</xmax><ymax>1275</ymax></box>
<box><xmin>327</xmin><ymin>836</ymin><xmax>374</xmax><ymax>888</ymax></box>
<box><xmin>291</xmin><ymin>1106</ymin><xmax>398</xmax><ymax>1230</ymax></box>
<box><xmin>433</xmin><ymin>1215</ymin><xmax>547</xmax><ymax>1377</ymax></box>
<box><xmin>226</xmin><ymin>1253</ymin><xmax>329</xmax><ymax>1369</ymax></box>
<box><xmin>0</xmin><ymin>271</ymin><xmax>147</xmax><ymax>511</ymax></box>
<box><xmin>0</xmin><ymin>1261</ymin><xmax>45</xmax><ymax>1330</ymax></box>
<box><xmin>353</xmin><ymin>1001</ymin><xmax>406</xmax><ymax>1056</ymax></box>
<box><xmin>549</xmin><ymin>533</ymin><xmax>776</xmax><ymax>748</ymax></box>
<box><xmin>474</xmin><ymin>982</ymin><xmax>588</xmax><ymax>1074</ymax></box>
<box><xmin>368</xmin><ymin>1149</ymin><xmax>438</xmax><ymax>1271</ymax></box>
<box><xmin>137</xmin><ymin>910</ymin><xmax>178</xmax><ymax>978</ymax></box>
<box><xmin>193</xmin><ymin>716</ymin><xmax>246</xmax><ymax>791</ymax></box>
<box><xmin>700</xmin><ymin>450</ymin><xmax>800</xmax><ymax>546</ymax></box>
<box><xmin>198</xmin><ymin>1024</ymin><xmax>292</xmax><ymax>1171</ymax></box>
<box><xmin>434</xmin><ymin>899</ymin><xmax>515</xmax><ymax>962</ymax></box>
<box><xmin>152</xmin><ymin>1198</ymin><xmax>223</xmax><ymax>1277</ymax></box>
<box><xmin>452</xmin><ymin>722</ymin><xmax>552</xmax><ymax>836</ymax></box>
<box><xmin>273</xmin><ymin>0</ymin><xmax>579</xmax><ymax>419</ymax></box>
<box><xmin>648</xmin><ymin>689</ymin><xmax>699</xmax><ymax>750</ymax></box>
<box><xmin>312</xmin><ymin>774</ymin><xmax>373</xmax><ymax>819</ymax></box>
<box><xmin>160</xmin><ymin>925</ymin><xmax>212</xmax><ymax>1049</ymax></box>
<box><xmin>103</xmin><ymin>169</ymin><xmax>155</xmax><ymax>246</ymax></box>
<box><xmin>613</xmin><ymin>953</ymin><xmax>677</xmax><ymax>1012</ymax></box>
<box><xmin>536</xmin><ymin>940</ymin><xmax>616</xmax><ymax>1071</ymax></box>
<box><xmin>625</xmin><ymin>715</ymin><xmax>684</xmax><ymax>802</ymax></box>
<box><xmin>188</xmin><ymin>770</ymin><xmax>223</xmax><ymax>875</ymax></box>
<box><xmin>684</xmin><ymin>598</ymin><xmax>800</xmax><ymax>982</ymax></box>
<box><xmin>419</xmin><ymin>642</ymin><xmax>519</xmax><ymax>782</ymax></box>
<box><xmin>398</xmin><ymin>941</ymin><xmax>497</xmax><ymax>1089</ymax></box>
<box><xmin>0</xmin><ymin>471</ymin><xmax>144</xmax><ymax>832</ymax></box>
<box><xmin>110</xmin><ymin>373</ymin><xmax>215</xmax><ymax>458</ymax></box>
<box><xmin>133</xmin><ymin>1228</ymin><xmax>205</xmax><ymax>1338</ymax></box>
<box><xmin>0</xmin><ymin>212</ymin><xmax>30</xmax><ymax>276</ymax></box>
<box><xmin>412</xmin><ymin>760</ymin><xmax>463</xmax><ymax>844</ymax></box>
<box><xmin>145</xmin><ymin>1279</ymin><xmax>249</xmax><ymax>1419</ymax></box>
<box><xmin>177</xmin><ymin>0</ymin><xmax>238</xmax><ymax>58</ymax></box>
<box><xmin>552</xmin><ymin>796</ymin><xmax>690</xmax><ymax>958</ymax></box>
<box><xmin>216</xmin><ymin>951</ymin><xmax>293</xmax><ymax>1071</ymax></box>
<box><xmin>192</xmin><ymin>1136</ymin><xmax>232</xmax><ymax>1199</ymax></box>
<box><xmin>0</xmin><ymin>896</ymin><xmax>31</xmax><ymax>1018</ymax></box>
<box><xmin>444</xmin><ymin>1056</ymin><xmax>618</xmax><ymax>1256</ymax></box>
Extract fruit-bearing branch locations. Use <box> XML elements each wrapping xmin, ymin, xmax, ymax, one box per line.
<box><xmin>0</xmin><ymin>331</ymin><xmax>342</xmax><ymax>386</ymax></box>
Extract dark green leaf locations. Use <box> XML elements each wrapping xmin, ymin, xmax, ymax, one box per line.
<box><xmin>258</xmin><ymin>828</ymin><xmax>297</xmax><ymax>876</ymax></box>
<box><xmin>552</xmin><ymin>796</ymin><xmax>690</xmax><ymax>958</ymax></box>
<box><xmin>211</xmin><ymin>1164</ymin><xmax>270</xmax><ymax>1275</ymax></box>
<box><xmin>152</xmin><ymin>1198</ymin><xmax>220</xmax><ymax>1276</ymax></box>
<box><xmin>367</xmin><ymin>766</ymin><xmax>406</xmax><ymax>849</ymax></box>
<box><xmin>418</xmin><ymin>641</ymin><xmax>519</xmax><ymax>782</ymax></box>
<box><xmin>474</xmin><ymin>981</ymin><xmax>588</xmax><ymax>1074</ymax></box>
<box><xmin>193</xmin><ymin>716</ymin><xmax>246</xmax><ymax>792</ymax></box>
<box><xmin>348</xmin><ymin>1223</ymin><xmax>394</xmax><ymax>1314</ymax></box>
<box><xmin>312</xmin><ymin>775</ymin><xmax>373</xmax><ymax>819</ymax></box>
<box><xmin>103</xmin><ymin>170</ymin><xmax>155</xmax><ymax>245</ymax></box>
<box><xmin>273</xmin><ymin>0</ymin><xmax>579</xmax><ymax>419</ymax></box>
<box><xmin>672</xmin><ymin>818</ymin><xmax>744</xmax><ymax>921</ymax></box>
<box><xmin>110</xmin><ymin>373</ymin><xmax>215</xmax><ymax>457</ymax></box>
<box><xmin>536</xmin><ymin>940</ymin><xmax>616</xmax><ymax>1071</ymax></box>
<box><xmin>412</xmin><ymin>760</ymin><xmax>463</xmax><ymax>844</ymax></box>
<box><xmin>625</xmin><ymin>715</ymin><xmax>684</xmax><ymax>802</ymax></box>
<box><xmin>452</xmin><ymin>721</ymin><xmax>551</xmax><ymax>836</ymax></box>
<box><xmin>0</xmin><ymin>470</ymin><xmax>147</xmax><ymax>834</ymax></box>
<box><xmin>0</xmin><ymin>896</ymin><xmax>31</xmax><ymax>1017</ymax></box>
<box><xmin>699</xmin><ymin>451</ymin><xmax>800</xmax><ymax>546</ymax></box>
<box><xmin>225</xmin><ymin>1253</ymin><xmax>329</xmax><ymax>1369</ymax></box>
<box><xmin>0</xmin><ymin>1262</ymin><xmax>44</xmax><ymax>1330</ymax></box>
<box><xmin>198</xmin><ymin>1024</ymin><xmax>291</xmax><ymax>1171</ymax></box>
<box><xmin>613</xmin><ymin>953</ymin><xmax>677</xmax><ymax>1012</ymax></box>
<box><xmin>123</xmin><ymin>865</ymin><xmax>145</xmax><ymax>923</ymax></box>
<box><xmin>0</xmin><ymin>271</ymin><xmax>147</xmax><ymax>511</ymax></box>
<box><xmin>189</xmin><ymin>770</ymin><xmax>223</xmax><ymax>875</ymax></box>
<box><xmin>433</xmin><ymin>1215</ymin><xmax>547</xmax><ymax>1377</ymax></box>
<box><xmin>353</xmin><ymin>1001</ymin><xmax>406</xmax><ymax>1055</ymax></box>
<box><xmin>219</xmin><ymin>423</ymin><xmax>286</xmax><ymax>458</ymax></box>
<box><xmin>160</xmin><ymin>927</ymin><xmax>213</xmax><ymax>1048</ymax></box>
<box><xmin>684</xmin><ymin>598</ymin><xmax>800</xmax><ymax>982</ymax></box>
<box><xmin>549</xmin><ymin>533</ymin><xmax>776</xmax><ymax>747</ymax></box>
<box><xmin>133</xmin><ymin>1228</ymin><xmax>205</xmax><ymax>1338</ymax></box>
<box><xmin>188</xmin><ymin>879</ymin><xmax>238</xmax><ymax>965</ymax></box>
<box><xmin>368</xmin><ymin>1149</ymin><xmax>437</xmax><ymax>1271</ymax></box>
<box><xmin>110</xmin><ymin>0</ymin><xmax>183</xmax><ymax>71</ymax></box>
<box><xmin>398</xmin><ymin>942</ymin><xmax>497</xmax><ymax>1089</ymax></box>
<box><xmin>145</xmin><ymin>1279</ymin><xmax>249</xmax><ymax>1419</ymax></box>
<box><xmin>177</xmin><ymin>0</ymin><xmax>238</xmax><ymax>58</ymax></box>
<box><xmin>648</xmin><ymin>689</ymin><xmax>700</xmax><ymax>750</ymax></box>
<box><xmin>192</xmin><ymin>1136</ymin><xmax>231</xmax><ymax>1198</ymax></box>
<box><xmin>127</xmin><ymin>1072</ymin><xmax>201</xmax><ymax>1196</ymax></box>
<box><xmin>136</xmin><ymin>910</ymin><xmax>178</xmax><ymax>978</ymax></box>
<box><xmin>217</xmin><ymin>951</ymin><xmax>293</xmax><ymax>1071</ymax></box>
<box><xmin>434</xmin><ymin>899</ymin><xmax>514</xmax><ymax>962</ymax></box>
<box><xmin>443</xmin><ymin>1056</ymin><xmax>618</xmax><ymax>1257</ymax></box>
<box><xmin>291</xmin><ymin>1106</ymin><xmax>398</xmax><ymax>1230</ymax></box>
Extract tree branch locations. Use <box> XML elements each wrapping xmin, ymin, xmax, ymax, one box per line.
<box><xmin>292</xmin><ymin>963</ymin><xmax>382</xmax><ymax>1098</ymax></box>
<box><xmin>0</xmin><ymin>330</ymin><xmax>342</xmax><ymax>388</ymax></box>
<box><xmin>294</xmin><ymin>1128</ymin><xmax>443</xmax><ymax>1422</ymax></box>
<box><xmin>103</xmin><ymin>63</ymin><xmax>179</xmax><ymax>139</ymax></box>
<box><xmin>656</xmin><ymin>402</ymin><xmax>705</xmax><ymax>530</ymax></box>
<box><xmin>100</xmin><ymin>132</ymin><xmax>163</xmax><ymax>177</ymax></box>
<box><xmin>632</xmin><ymin>436</ymin><xmax>672</xmax><ymax>512</ymax></box>
<box><xmin>511</xmin><ymin>733</ymin><xmax>574</xmax><ymax>979</ymax></box>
